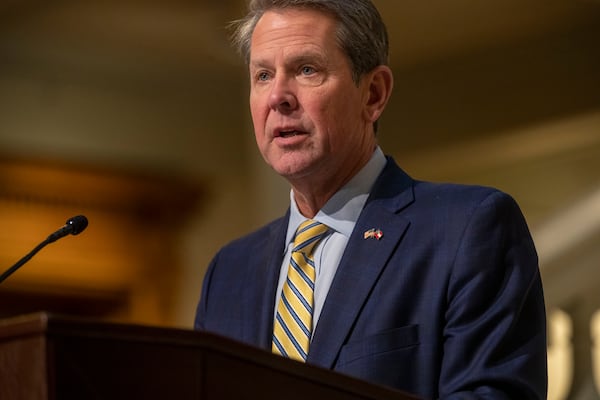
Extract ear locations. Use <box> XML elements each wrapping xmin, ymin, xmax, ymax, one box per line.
<box><xmin>362</xmin><ymin>65</ymin><xmax>394</xmax><ymax>124</ymax></box>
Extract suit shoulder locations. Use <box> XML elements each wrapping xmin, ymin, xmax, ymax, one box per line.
<box><xmin>378</xmin><ymin>159</ymin><xmax>518</xmax><ymax>211</ymax></box>
<box><xmin>414</xmin><ymin>180</ymin><xmax>515</xmax><ymax>206</ymax></box>
<box><xmin>411</xmin><ymin>180</ymin><xmax>526</xmax><ymax>223</ymax></box>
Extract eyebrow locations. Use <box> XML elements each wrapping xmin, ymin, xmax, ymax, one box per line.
<box><xmin>250</xmin><ymin>51</ymin><xmax>327</xmax><ymax>70</ymax></box>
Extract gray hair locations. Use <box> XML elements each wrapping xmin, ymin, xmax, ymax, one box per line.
<box><xmin>230</xmin><ymin>0</ymin><xmax>389</xmax><ymax>84</ymax></box>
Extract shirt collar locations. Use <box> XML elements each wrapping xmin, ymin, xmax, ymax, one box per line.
<box><xmin>286</xmin><ymin>146</ymin><xmax>387</xmax><ymax>246</ymax></box>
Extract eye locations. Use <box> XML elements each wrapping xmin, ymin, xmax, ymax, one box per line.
<box><xmin>256</xmin><ymin>71</ymin><xmax>270</xmax><ymax>82</ymax></box>
<box><xmin>300</xmin><ymin>66</ymin><xmax>316</xmax><ymax>76</ymax></box>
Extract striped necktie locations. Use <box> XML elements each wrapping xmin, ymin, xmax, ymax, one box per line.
<box><xmin>272</xmin><ymin>220</ymin><xmax>329</xmax><ymax>362</ymax></box>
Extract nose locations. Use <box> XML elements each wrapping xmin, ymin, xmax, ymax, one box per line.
<box><xmin>268</xmin><ymin>75</ymin><xmax>298</xmax><ymax>113</ymax></box>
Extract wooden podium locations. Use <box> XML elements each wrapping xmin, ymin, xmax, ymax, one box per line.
<box><xmin>0</xmin><ymin>313</ymin><xmax>419</xmax><ymax>400</ymax></box>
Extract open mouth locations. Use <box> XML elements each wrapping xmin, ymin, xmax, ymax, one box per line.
<box><xmin>279</xmin><ymin>130</ymin><xmax>300</xmax><ymax>138</ymax></box>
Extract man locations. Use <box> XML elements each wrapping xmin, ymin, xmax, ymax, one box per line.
<box><xmin>195</xmin><ymin>0</ymin><xmax>547</xmax><ymax>398</ymax></box>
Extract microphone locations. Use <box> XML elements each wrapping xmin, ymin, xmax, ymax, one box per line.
<box><xmin>0</xmin><ymin>215</ymin><xmax>88</xmax><ymax>284</ymax></box>
<box><xmin>46</xmin><ymin>215</ymin><xmax>88</xmax><ymax>243</ymax></box>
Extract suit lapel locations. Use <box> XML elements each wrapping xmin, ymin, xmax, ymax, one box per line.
<box><xmin>242</xmin><ymin>214</ymin><xmax>289</xmax><ymax>350</ymax></box>
<box><xmin>307</xmin><ymin>160</ymin><xmax>415</xmax><ymax>368</ymax></box>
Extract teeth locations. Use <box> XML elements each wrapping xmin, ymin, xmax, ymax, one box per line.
<box><xmin>280</xmin><ymin>130</ymin><xmax>297</xmax><ymax>138</ymax></box>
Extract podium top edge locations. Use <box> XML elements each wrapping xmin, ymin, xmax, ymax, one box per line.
<box><xmin>0</xmin><ymin>312</ymin><xmax>195</xmax><ymax>343</ymax></box>
<box><xmin>0</xmin><ymin>311</ymin><xmax>51</xmax><ymax>339</ymax></box>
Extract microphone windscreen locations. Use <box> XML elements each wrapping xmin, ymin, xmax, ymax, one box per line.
<box><xmin>67</xmin><ymin>215</ymin><xmax>88</xmax><ymax>235</ymax></box>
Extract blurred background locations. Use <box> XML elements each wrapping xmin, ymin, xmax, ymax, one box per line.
<box><xmin>0</xmin><ymin>0</ymin><xmax>599</xmax><ymax>398</ymax></box>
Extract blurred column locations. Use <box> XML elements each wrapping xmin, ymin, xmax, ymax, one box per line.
<box><xmin>565</xmin><ymin>299</ymin><xmax>600</xmax><ymax>399</ymax></box>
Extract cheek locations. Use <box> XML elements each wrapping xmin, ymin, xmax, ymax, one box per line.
<box><xmin>320</xmin><ymin>94</ymin><xmax>362</xmax><ymax>128</ymax></box>
<box><xmin>249</xmin><ymin>98</ymin><xmax>266</xmax><ymax>132</ymax></box>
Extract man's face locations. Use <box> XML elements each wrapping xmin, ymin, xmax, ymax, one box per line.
<box><xmin>249</xmin><ymin>8</ymin><xmax>377</xmax><ymax>187</ymax></box>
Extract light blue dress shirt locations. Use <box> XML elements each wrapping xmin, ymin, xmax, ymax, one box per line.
<box><xmin>274</xmin><ymin>147</ymin><xmax>387</xmax><ymax>334</ymax></box>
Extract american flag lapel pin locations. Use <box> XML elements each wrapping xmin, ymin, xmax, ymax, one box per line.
<box><xmin>363</xmin><ymin>228</ymin><xmax>384</xmax><ymax>240</ymax></box>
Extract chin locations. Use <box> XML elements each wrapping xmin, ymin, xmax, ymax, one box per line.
<box><xmin>267</xmin><ymin>150</ymin><xmax>323</xmax><ymax>178</ymax></box>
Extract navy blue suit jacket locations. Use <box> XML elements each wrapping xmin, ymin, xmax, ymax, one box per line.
<box><xmin>195</xmin><ymin>158</ymin><xmax>547</xmax><ymax>399</ymax></box>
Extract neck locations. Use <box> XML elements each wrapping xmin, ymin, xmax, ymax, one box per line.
<box><xmin>291</xmin><ymin>148</ymin><xmax>376</xmax><ymax>218</ymax></box>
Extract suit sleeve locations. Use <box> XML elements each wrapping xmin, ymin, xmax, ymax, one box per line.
<box><xmin>440</xmin><ymin>191</ymin><xmax>547</xmax><ymax>399</ymax></box>
<box><xmin>194</xmin><ymin>252</ymin><xmax>219</xmax><ymax>331</ymax></box>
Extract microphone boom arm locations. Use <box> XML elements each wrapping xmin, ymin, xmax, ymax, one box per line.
<box><xmin>0</xmin><ymin>215</ymin><xmax>88</xmax><ymax>284</ymax></box>
<box><xmin>0</xmin><ymin>239</ymin><xmax>52</xmax><ymax>284</ymax></box>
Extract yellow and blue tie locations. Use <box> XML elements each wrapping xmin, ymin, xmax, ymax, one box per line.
<box><xmin>272</xmin><ymin>220</ymin><xmax>329</xmax><ymax>361</ymax></box>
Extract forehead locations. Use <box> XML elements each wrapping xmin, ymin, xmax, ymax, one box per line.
<box><xmin>250</xmin><ymin>8</ymin><xmax>341</xmax><ymax>61</ymax></box>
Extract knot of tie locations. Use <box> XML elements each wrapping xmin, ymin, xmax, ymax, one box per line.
<box><xmin>292</xmin><ymin>219</ymin><xmax>329</xmax><ymax>256</ymax></box>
